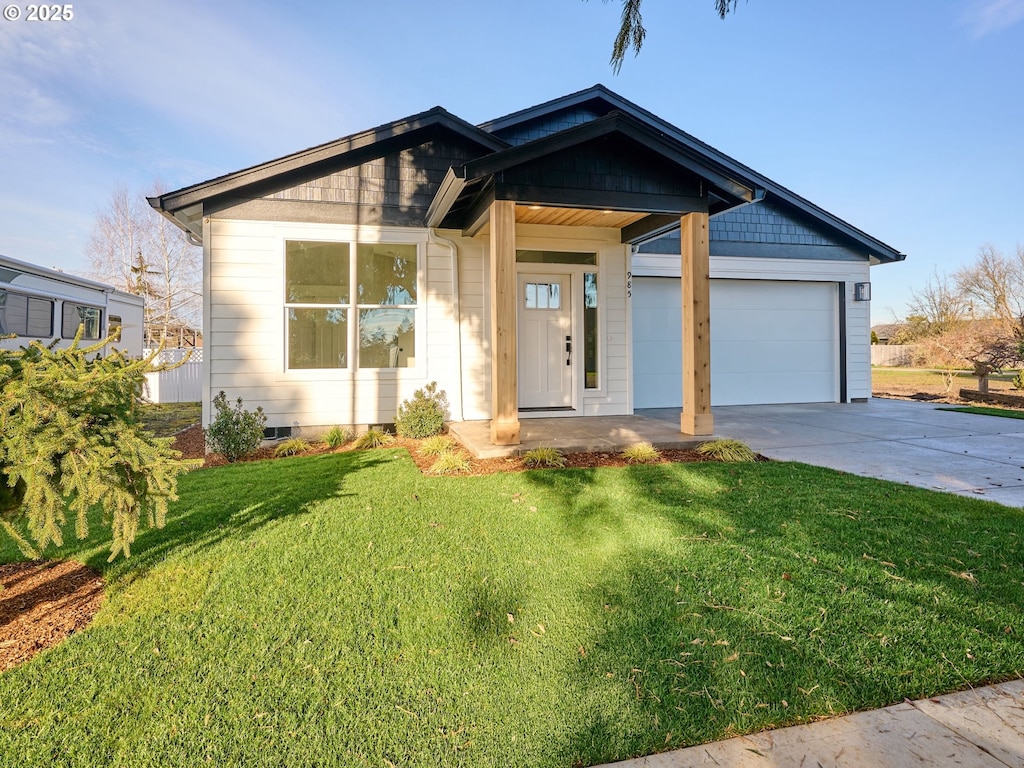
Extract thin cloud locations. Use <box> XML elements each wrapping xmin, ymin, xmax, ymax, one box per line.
<box><xmin>961</xmin><ymin>0</ymin><xmax>1024</xmax><ymax>38</ymax></box>
<box><xmin>0</xmin><ymin>1</ymin><xmax>353</xmax><ymax>157</ymax></box>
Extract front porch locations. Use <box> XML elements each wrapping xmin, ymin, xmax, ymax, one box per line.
<box><xmin>426</xmin><ymin>103</ymin><xmax>767</xmax><ymax>449</ymax></box>
<box><xmin>448</xmin><ymin>413</ymin><xmax>714</xmax><ymax>459</ymax></box>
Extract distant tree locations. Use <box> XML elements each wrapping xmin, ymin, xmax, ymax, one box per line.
<box><xmin>890</xmin><ymin>315</ymin><xmax>932</xmax><ymax>345</ymax></box>
<box><xmin>954</xmin><ymin>244</ymin><xmax>1024</xmax><ymax>338</ymax></box>
<box><xmin>607</xmin><ymin>0</ymin><xmax>740</xmax><ymax>72</ymax></box>
<box><xmin>87</xmin><ymin>184</ymin><xmax>201</xmax><ymax>347</ymax></box>
<box><xmin>914</xmin><ymin>326</ymin><xmax>1021</xmax><ymax>394</ymax></box>
<box><xmin>0</xmin><ymin>334</ymin><xmax>188</xmax><ymax>560</ymax></box>
<box><xmin>905</xmin><ymin>269</ymin><xmax>968</xmax><ymax>336</ymax></box>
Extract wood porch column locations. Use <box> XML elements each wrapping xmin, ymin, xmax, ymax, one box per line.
<box><xmin>489</xmin><ymin>199</ymin><xmax>520</xmax><ymax>445</ymax></box>
<box><xmin>680</xmin><ymin>211</ymin><xmax>714</xmax><ymax>435</ymax></box>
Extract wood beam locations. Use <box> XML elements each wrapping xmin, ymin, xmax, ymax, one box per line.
<box><xmin>621</xmin><ymin>214</ymin><xmax>684</xmax><ymax>245</ymax></box>
<box><xmin>680</xmin><ymin>211</ymin><xmax>714</xmax><ymax>435</ymax></box>
<box><xmin>494</xmin><ymin>184</ymin><xmax>706</xmax><ymax>217</ymax></box>
<box><xmin>489</xmin><ymin>199</ymin><xmax>520</xmax><ymax>445</ymax></box>
<box><xmin>462</xmin><ymin>180</ymin><xmax>496</xmax><ymax>238</ymax></box>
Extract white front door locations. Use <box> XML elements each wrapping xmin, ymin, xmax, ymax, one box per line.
<box><xmin>517</xmin><ymin>273</ymin><xmax>573</xmax><ymax>409</ymax></box>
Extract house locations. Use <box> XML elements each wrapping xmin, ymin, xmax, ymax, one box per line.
<box><xmin>149</xmin><ymin>85</ymin><xmax>904</xmax><ymax>446</ymax></box>
<box><xmin>0</xmin><ymin>254</ymin><xmax>144</xmax><ymax>356</ymax></box>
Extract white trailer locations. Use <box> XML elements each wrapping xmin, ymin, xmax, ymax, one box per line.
<box><xmin>0</xmin><ymin>254</ymin><xmax>144</xmax><ymax>356</ymax></box>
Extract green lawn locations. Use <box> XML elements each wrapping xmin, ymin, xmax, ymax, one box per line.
<box><xmin>2</xmin><ymin>450</ymin><xmax>1023</xmax><ymax>767</ymax></box>
<box><xmin>138</xmin><ymin>401</ymin><xmax>202</xmax><ymax>437</ymax></box>
<box><xmin>872</xmin><ymin>367</ymin><xmax>1016</xmax><ymax>393</ymax></box>
<box><xmin>939</xmin><ymin>406</ymin><xmax>1024</xmax><ymax>420</ymax></box>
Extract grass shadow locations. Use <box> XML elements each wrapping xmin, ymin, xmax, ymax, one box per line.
<box><xmin>0</xmin><ymin>451</ymin><xmax>386</xmax><ymax>585</ymax></box>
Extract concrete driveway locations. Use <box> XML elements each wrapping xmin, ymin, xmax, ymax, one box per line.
<box><xmin>642</xmin><ymin>399</ymin><xmax>1024</xmax><ymax>508</ymax></box>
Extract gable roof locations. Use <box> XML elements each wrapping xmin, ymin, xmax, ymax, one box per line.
<box><xmin>151</xmin><ymin>85</ymin><xmax>905</xmax><ymax>264</ymax></box>
<box><xmin>478</xmin><ymin>85</ymin><xmax>905</xmax><ymax>263</ymax></box>
<box><xmin>150</xmin><ymin>107</ymin><xmax>507</xmax><ymax>237</ymax></box>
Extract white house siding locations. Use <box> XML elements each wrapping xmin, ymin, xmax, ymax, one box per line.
<box><xmin>204</xmin><ymin>218</ymin><xmax>465</xmax><ymax>432</ymax></box>
<box><xmin>444</xmin><ymin>234</ymin><xmax>490</xmax><ymax>421</ymax></box>
<box><xmin>629</xmin><ymin>252</ymin><xmax>872</xmax><ymax>405</ymax></box>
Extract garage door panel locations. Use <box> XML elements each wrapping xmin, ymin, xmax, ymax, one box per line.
<box><xmin>633</xmin><ymin>340</ymin><xmax>681</xmax><ymax>374</ymax></box>
<box><xmin>634</xmin><ymin>374</ymin><xmax>682</xmax><ymax>409</ymax></box>
<box><xmin>633</xmin><ymin>309</ymin><xmax>681</xmax><ymax>341</ymax></box>
<box><xmin>711</xmin><ymin>340</ymin><xmax>835</xmax><ymax>374</ymax></box>
<box><xmin>714</xmin><ymin>371</ymin><xmax>836</xmax><ymax>406</ymax></box>
<box><xmin>632</xmin><ymin>278</ymin><xmax>837</xmax><ymax>407</ymax></box>
<box><xmin>712</xmin><ymin>309</ymin><xmax>834</xmax><ymax>341</ymax></box>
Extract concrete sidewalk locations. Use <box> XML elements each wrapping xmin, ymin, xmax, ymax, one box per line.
<box><xmin>596</xmin><ymin>679</ymin><xmax>1024</xmax><ymax>767</ymax></box>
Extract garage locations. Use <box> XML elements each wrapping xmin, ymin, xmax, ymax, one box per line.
<box><xmin>632</xmin><ymin>278</ymin><xmax>839</xmax><ymax>407</ymax></box>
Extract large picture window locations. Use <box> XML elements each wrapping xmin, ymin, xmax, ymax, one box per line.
<box><xmin>284</xmin><ymin>240</ymin><xmax>418</xmax><ymax>371</ymax></box>
<box><xmin>285</xmin><ymin>241</ymin><xmax>350</xmax><ymax>369</ymax></box>
<box><xmin>357</xmin><ymin>243</ymin><xmax>417</xmax><ymax>368</ymax></box>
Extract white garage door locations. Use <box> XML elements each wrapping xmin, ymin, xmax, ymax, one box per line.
<box><xmin>632</xmin><ymin>278</ymin><xmax>838</xmax><ymax>407</ymax></box>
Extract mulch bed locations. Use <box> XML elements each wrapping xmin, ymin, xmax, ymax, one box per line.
<box><xmin>170</xmin><ymin>423</ymin><xmax>726</xmax><ymax>475</ymax></box>
<box><xmin>0</xmin><ymin>559</ymin><xmax>105</xmax><ymax>672</ymax></box>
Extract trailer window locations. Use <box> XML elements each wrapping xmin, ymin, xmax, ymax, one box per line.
<box><xmin>0</xmin><ymin>290</ymin><xmax>54</xmax><ymax>337</ymax></box>
<box><xmin>62</xmin><ymin>303</ymin><xmax>102</xmax><ymax>340</ymax></box>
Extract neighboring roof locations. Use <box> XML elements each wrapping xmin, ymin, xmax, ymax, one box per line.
<box><xmin>152</xmin><ymin>85</ymin><xmax>906</xmax><ymax>264</ymax></box>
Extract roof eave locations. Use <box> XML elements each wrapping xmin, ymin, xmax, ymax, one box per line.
<box><xmin>153</xmin><ymin>108</ymin><xmax>508</xmax><ymax>216</ymax></box>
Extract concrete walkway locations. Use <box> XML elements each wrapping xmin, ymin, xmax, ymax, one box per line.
<box><xmin>644</xmin><ymin>399</ymin><xmax>1024</xmax><ymax>508</ymax></box>
<box><xmin>596</xmin><ymin>679</ymin><xmax>1024</xmax><ymax>768</ymax></box>
<box><xmin>453</xmin><ymin>399</ymin><xmax>1024</xmax><ymax>508</ymax></box>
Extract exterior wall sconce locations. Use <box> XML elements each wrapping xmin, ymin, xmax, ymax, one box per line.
<box><xmin>854</xmin><ymin>282</ymin><xmax>871</xmax><ymax>302</ymax></box>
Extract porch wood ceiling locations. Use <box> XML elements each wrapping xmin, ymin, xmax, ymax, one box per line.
<box><xmin>514</xmin><ymin>205</ymin><xmax>648</xmax><ymax>229</ymax></box>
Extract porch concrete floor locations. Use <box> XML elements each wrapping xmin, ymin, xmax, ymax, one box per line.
<box><xmin>448</xmin><ymin>414</ymin><xmax>711</xmax><ymax>459</ymax></box>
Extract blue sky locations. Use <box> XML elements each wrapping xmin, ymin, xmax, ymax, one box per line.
<box><xmin>1</xmin><ymin>0</ymin><xmax>1022</xmax><ymax>323</ymax></box>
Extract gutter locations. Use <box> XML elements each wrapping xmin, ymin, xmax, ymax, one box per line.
<box><xmin>427</xmin><ymin>228</ymin><xmax>465</xmax><ymax>423</ymax></box>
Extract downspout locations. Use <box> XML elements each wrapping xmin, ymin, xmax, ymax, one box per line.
<box><xmin>427</xmin><ymin>228</ymin><xmax>465</xmax><ymax>423</ymax></box>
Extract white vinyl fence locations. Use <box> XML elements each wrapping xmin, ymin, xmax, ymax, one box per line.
<box><xmin>871</xmin><ymin>345</ymin><xmax>917</xmax><ymax>367</ymax></box>
<box><xmin>143</xmin><ymin>348</ymin><xmax>202</xmax><ymax>403</ymax></box>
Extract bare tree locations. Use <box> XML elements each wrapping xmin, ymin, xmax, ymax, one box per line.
<box><xmin>86</xmin><ymin>184</ymin><xmax>201</xmax><ymax>346</ymax></box>
<box><xmin>906</xmin><ymin>269</ymin><xmax>968</xmax><ymax>336</ymax></box>
<box><xmin>954</xmin><ymin>244</ymin><xmax>1024</xmax><ymax>337</ymax></box>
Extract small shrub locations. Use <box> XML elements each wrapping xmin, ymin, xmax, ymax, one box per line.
<box><xmin>1013</xmin><ymin>370</ymin><xmax>1024</xmax><ymax>391</ymax></box>
<box><xmin>395</xmin><ymin>382</ymin><xmax>449</xmax><ymax>438</ymax></box>
<box><xmin>419</xmin><ymin>435</ymin><xmax>457</xmax><ymax>458</ymax></box>
<box><xmin>522</xmin><ymin>447</ymin><xmax>566</xmax><ymax>468</ymax></box>
<box><xmin>206</xmin><ymin>392</ymin><xmax>267</xmax><ymax>462</ymax></box>
<box><xmin>324</xmin><ymin>425</ymin><xmax>354</xmax><ymax>448</ymax></box>
<box><xmin>353</xmin><ymin>426</ymin><xmax>395</xmax><ymax>450</ymax></box>
<box><xmin>696</xmin><ymin>438</ymin><xmax>756</xmax><ymax>463</ymax></box>
<box><xmin>621</xmin><ymin>442</ymin><xmax>662</xmax><ymax>464</ymax></box>
<box><xmin>427</xmin><ymin>449</ymin><xmax>472</xmax><ymax>475</ymax></box>
<box><xmin>273</xmin><ymin>438</ymin><xmax>310</xmax><ymax>458</ymax></box>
